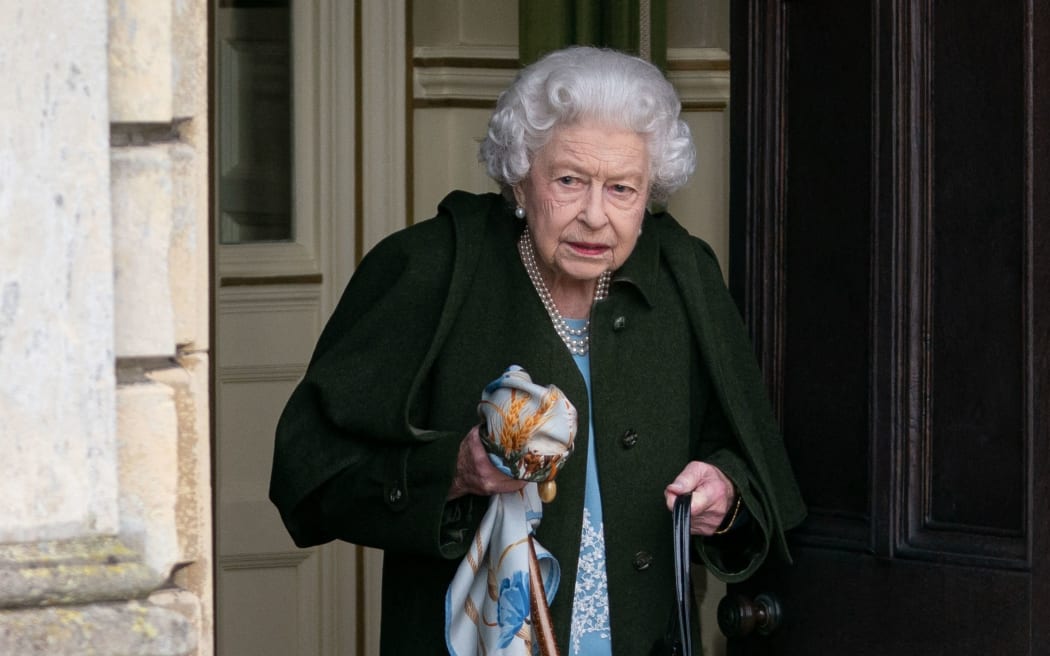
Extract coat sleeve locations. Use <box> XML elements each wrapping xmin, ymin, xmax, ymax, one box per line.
<box><xmin>692</xmin><ymin>391</ymin><xmax>781</xmax><ymax>582</ymax></box>
<box><xmin>268</xmin><ymin>212</ymin><xmax>482</xmax><ymax>559</ymax></box>
<box><xmin>656</xmin><ymin>218</ymin><xmax>806</xmax><ymax>581</ymax></box>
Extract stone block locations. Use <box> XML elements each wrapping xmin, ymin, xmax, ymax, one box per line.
<box><xmin>117</xmin><ymin>379</ymin><xmax>180</xmax><ymax>577</ymax></box>
<box><xmin>0</xmin><ymin>0</ymin><xmax>119</xmax><ymax>543</ymax></box>
<box><xmin>112</xmin><ymin>145</ymin><xmax>176</xmax><ymax>358</ymax></box>
<box><xmin>151</xmin><ymin>587</ymin><xmax>210</xmax><ymax>656</ymax></box>
<box><xmin>172</xmin><ymin>0</ymin><xmax>207</xmax><ymax>120</ymax></box>
<box><xmin>151</xmin><ymin>354</ymin><xmax>213</xmax><ymax>656</ymax></box>
<box><xmin>109</xmin><ymin>0</ymin><xmax>174</xmax><ymax>122</ymax></box>
<box><xmin>170</xmin><ymin>0</ymin><xmax>209</xmax><ymax>349</ymax></box>
<box><xmin>170</xmin><ymin>143</ymin><xmax>200</xmax><ymax>347</ymax></box>
<box><xmin>147</xmin><ymin>355</ymin><xmax>212</xmax><ymax>566</ymax></box>
<box><xmin>0</xmin><ymin>536</ymin><xmax>164</xmax><ymax>609</ymax></box>
<box><xmin>0</xmin><ymin>599</ymin><xmax>195</xmax><ymax>656</ymax></box>
<box><xmin>146</xmin><ymin>356</ymin><xmax>212</xmax><ymax>655</ymax></box>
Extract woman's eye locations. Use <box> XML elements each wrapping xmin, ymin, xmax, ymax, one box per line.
<box><xmin>558</xmin><ymin>176</ymin><xmax>576</xmax><ymax>186</ymax></box>
<box><xmin>611</xmin><ymin>184</ymin><xmax>633</xmax><ymax>195</ymax></box>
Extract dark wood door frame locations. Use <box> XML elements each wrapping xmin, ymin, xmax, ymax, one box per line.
<box><xmin>726</xmin><ymin>1</ymin><xmax>1050</xmax><ymax>652</ymax></box>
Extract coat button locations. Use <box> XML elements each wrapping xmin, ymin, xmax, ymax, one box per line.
<box><xmin>388</xmin><ymin>487</ymin><xmax>403</xmax><ymax>504</ymax></box>
<box><xmin>613</xmin><ymin>316</ymin><xmax>627</xmax><ymax>330</ymax></box>
<box><xmin>632</xmin><ymin>550</ymin><xmax>653</xmax><ymax>571</ymax></box>
<box><xmin>621</xmin><ymin>429</ymin><xmax>639</xmax><ymax>448</ymax></box>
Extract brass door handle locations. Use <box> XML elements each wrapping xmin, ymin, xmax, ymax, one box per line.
<box><xmin>717</xmin><ymin>592</ymin><xmax>783</xmax><ymax>637</ymax></box>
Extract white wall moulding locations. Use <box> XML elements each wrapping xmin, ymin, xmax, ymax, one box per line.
<box><xmin>218</xmin><ymin>551</ymin><xmax>312</xmax><ymax>571</ymax></box>
<box><xmin>412</xmin><ymin>45</ymin><xmax>522</xmax><ymax>66</ymax></box>
<box><xmin>667</xmin><ymin>48</ymin><xmax>731</xmax><ymax>111</ymax></box>
<box><xmin>216</xmin><ymin>241</ymin><xmax>323</xmax><ymax>279</ymax></box>
<box><xmin>219</xmin><ymin>364</ymin><xmax>307</xmax><ymax>385</ymax></box>
<box><xmin>413</xmin><ymin>45</ymin><xmax>519</xmax><ymax>107</ymax></box>
<box><xmin>413</xmin><ymin>66</ymin><xmax>517</xmax><ymax>107</ymax></box>
<box><xmin>219</xmin><ymin>274</ymin><xmax>324</xmax><ymax>287</ymax></box>
<box><xmin>314</xmin><ymin>0</ymin><xmax>357</xmax><ymax>297</ymax></box>
<box><xmin>412</xmin><ymin>45</ymin><xmax>730</xmax><ymax>110</ymax></box>
<box><xmin>360</xmin><ymin>0</ymin><xmax>409</xmax><ymax>252</ymax></box>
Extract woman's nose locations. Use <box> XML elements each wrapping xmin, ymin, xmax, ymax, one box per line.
<box><xmin>578</xmin><ymin>186</ymin><xmax>608</xmax><ymax>228</ymax></box>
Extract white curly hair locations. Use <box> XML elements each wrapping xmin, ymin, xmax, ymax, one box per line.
<box><xmin>479</xmin><ymin>46</ymin><xmax>696</xmax><ymax>205</ymax></box>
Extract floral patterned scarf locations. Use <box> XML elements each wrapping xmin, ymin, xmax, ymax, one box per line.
<box><xmin>445</xmin><ymin>366</ymin><xmax>576</xmax><ymax>655</ymax></box>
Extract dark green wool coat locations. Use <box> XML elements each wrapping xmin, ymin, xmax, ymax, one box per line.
<box><xmin>270</xmin><ymin>191</ymin><xmax>805</xmax><ymax>655</ymax></box>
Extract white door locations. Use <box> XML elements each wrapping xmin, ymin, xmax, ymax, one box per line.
<box><xmin>213</xmin><ymin>2</ymin><xmax>404</xmax><ymax>654</ymax></box>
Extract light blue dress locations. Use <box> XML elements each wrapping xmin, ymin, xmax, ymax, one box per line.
<box><xmin>566</xmin><ymin>318</ymin><xmax>613</xmax><ymax>656</ymax></box>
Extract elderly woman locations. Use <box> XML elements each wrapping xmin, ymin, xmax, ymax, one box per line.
<box><xmin>270</xmin><ymin>46</ymin><xmax>804</xmax><ymax>655</ymax></box>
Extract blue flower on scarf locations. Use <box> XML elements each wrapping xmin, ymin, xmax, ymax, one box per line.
<box><xmin>497</xmin><ymin>570</ymin><xmax>530</xmax><ymax>647</ymax></box>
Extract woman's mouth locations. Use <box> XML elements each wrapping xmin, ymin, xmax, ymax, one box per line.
<box><xmin>568</xmin><ymin>242</ymin><xmax>609</xmax><ymax>256</ymax></box>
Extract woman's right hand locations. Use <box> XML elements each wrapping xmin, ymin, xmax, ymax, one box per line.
<box><xmin>447</xmin><ymin>425</ymin><xmax>528</xmax><ymax>500</ymax></box>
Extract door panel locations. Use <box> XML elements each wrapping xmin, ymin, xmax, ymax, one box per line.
<box><xmin>213</xmin><ymin>2</ymin><xmax>360</xmax><ymax>655</ymax></box>
<box><xmin>215</xmin><ymin>286</ymin><xmax>325</xmax><ymax>656</ymax></box>
<box><xmin>214</xmin><ymin>1</ymin><xmax>402</xmax><ymax>653</ymax></box>
<box><xmin>216</xmin><ymin>5</ymin><xmax>293</xmax><ymax>244</ymax></box>
<box><xmin>754</xmin><ymin>550</ymin><xmax>1030</xmax><ymax>653</ymax></box>
<box><xmin>727</xmin><ymin>1</ymin><xmax>1048</xmax><ymax>653</ymax></box>
<box><xmin>782</xmin><ymin>0</ymin><xmax>874</xmax><ymax>537</ymax></box>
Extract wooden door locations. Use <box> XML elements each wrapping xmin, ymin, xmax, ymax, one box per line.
<box><xmin>723</xmin><ymin>1</ymin><xmax>1049</xmax><ymax>653</ymax></box>
<box><xmin>212</xmin><ymin>1</ymin><xmax>379</xmax><ymax>654</ymax></box>
<box><xmin>213</xmin><ymin>3</ymin><xmax>330</xmax><ymax>654</ymax></box>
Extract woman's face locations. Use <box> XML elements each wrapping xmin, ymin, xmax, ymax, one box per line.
<box><xmin>513</xmin><ymin>123</ymin><xmax>650</xmax><ymax>287</ymax></box>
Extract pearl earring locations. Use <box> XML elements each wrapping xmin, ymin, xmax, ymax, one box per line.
<box><xmin>514</xmin><ymin>206</ymin><xmax>526</xmax><ymax>219</ymax></box>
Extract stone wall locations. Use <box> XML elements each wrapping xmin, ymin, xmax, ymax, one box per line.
<box><xmin>0</xmin><ymin>1</ymin><xmax>212</xmax><ymax>654</ymax></box>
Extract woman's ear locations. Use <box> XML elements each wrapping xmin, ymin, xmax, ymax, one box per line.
<box><xmin>511</xmin><ymin>182</ymin><xmax>526</xmax><ymax>209</ymax></box>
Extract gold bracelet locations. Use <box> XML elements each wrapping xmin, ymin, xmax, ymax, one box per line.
<box><xmin>713</xmin><ymin>492</ymin><xmax>743</xmax><ymax>535</ymax></box>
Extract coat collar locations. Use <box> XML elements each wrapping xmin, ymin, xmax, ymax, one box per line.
<box><xmin>609</xmin><ymin>212</ymin><xmax>661</xmax><ymax>308</ymax></box>
<box><xmin>475</xmin><ymin>193</ymin><xmax>662</xmax><ymax>308</ymax></box>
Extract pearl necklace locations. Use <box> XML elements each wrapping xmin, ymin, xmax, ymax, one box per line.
<box><xmin>517</xmin><ymin>228</ymin><xmax>611</xmax><ymax>356</ymax></box>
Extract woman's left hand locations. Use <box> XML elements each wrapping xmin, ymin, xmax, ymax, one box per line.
<box><xmin>664</xmin><ymin>461</ymin><xmax>736</xmax><ymax>535</ymax></box>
